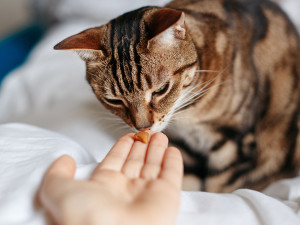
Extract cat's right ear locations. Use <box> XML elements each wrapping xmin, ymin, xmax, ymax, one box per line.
<box><xmin>147</xmin><ymin>8</ymin><xmax>186</xmax><ymax>49</ymax></box>
<box><xmin>54</xmin><ymin>27</ymin><xmax>105</xmax><ymax>61</ymax></box>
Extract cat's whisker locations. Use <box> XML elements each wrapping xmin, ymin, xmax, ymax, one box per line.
<box><xmin>88</xmin><ymin>110</ymin><xmax>114</xmax><ymax>117</ymax></box>
<box><xmin>91</xmin><ymin>111</ymin><xmax>124</xmax><ymax>121</ymax></box>
<box><xmin>98</xmin><ymin>117</ymin><xmax>124</xmax><ymax>121</ymax></box>
<box><xmin>96</xmin><ymin>118</ymin><xmax>122</xmax><ymax>126</ymax></box>
<box><xmin>171</xmin><ymin>115</ymin><xmax>194</xmax><ymax>120</ymax></box>
<box><xmin>173</xmin><ymin>80</ymin><xmax>228</xmax><ymax>114</ymax></box>
<box><xmin>184</xmin><ymin>85</ymin><xmax>211</xmax><ymax>100</ymax></box>
<box><xmin>127</xmin><ymin>126</ymin><xmax>137</xmax><ymax>133</ymax></box>
<box><xmin>195</xmin><ymin>70</ymin><xmax>220</xmax><ymax>73</ymax></box>
<box><xmin>188</xmin><ymin>80</ymin><xmax>227</xmax><ymax>101</ymax></box>
<box><xmin>94</xmin><ymin>115</ymin><xmax>124</xmax><ymax>124</ymax></box>
<box><xmin>174</xmin><ymin>90</ymin><xmax>209</xmax><ymax>112</ymax></box>
<box><xmin>172</xmin><ymin>107</ymin><xmax>195</xmax><ymax>117</ymax></box>
<box><xmin>93</xmin><ymin>115</ymin><xmax>125</xmax><ymax>128</ymax></box>
<box><xmin>185</xmin><ymin>75</ymin><xmax>219</xmax><ymax>95</ymax></box>
<box><xmin>111</xmin><ymin>124</ymin><xmax>131</xmax><ymax>134</ymax></box>
<box><xmin>183</xmin><ymin>78</ymin><xmax>215</xmax><ymax>94</ymax></box>
<box><xmin>103</xmin><ymin>122</ymin><xmax>127</xmax><ymax>131</ymax></box>
<box><xmin>176</xmin><ymin>84</ymin><xmax>211</xmax><ymax>108</ymax></box>
<box><xmin>182</xmin><ymin>67</ymin><xmax>231</xmax><ymax>102</ymax></box>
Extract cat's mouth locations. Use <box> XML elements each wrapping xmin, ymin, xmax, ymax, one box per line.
<box><xmin>138</xmin><ymin>127</ymin><xmax>151</xmax><ymax>132</ymax></box>
<box><xmin>133</xmin><ymin>121</ymin><xmax>167</xmax><ymax>133</ymax></box>
<box><xmin>132</xmin><ymin>116</ymin><xmax>167</xmax><ymax>133</ymax></box>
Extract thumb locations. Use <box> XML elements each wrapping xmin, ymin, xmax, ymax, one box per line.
<box><xmin>45</xmin><ymin>155</ymin><xmax>77</xmax><ymax>179</ymax></box>
<box><xmin>38</xmin><ymin>155</ymin><xmax>77</xmax><ymax>223</ymax></box>
<box><xmin>39</xmin><ymin>155</ymin><xmax>76</xmax><ymax>204</ymax></box>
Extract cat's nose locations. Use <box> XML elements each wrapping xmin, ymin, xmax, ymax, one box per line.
<box><xmin>131</xmin><ymin>106</ymin><xmax>153</xmax><ymax>131</ymax></box>
<box><xmin>138</xmin><ymin>127</ymin><xmax>151</xmax><ymax>132</ymax></box>
<box><xmin>136</xmin><ymin>123</ymin><xmax>152</xmax><ymax>132</ymax></box>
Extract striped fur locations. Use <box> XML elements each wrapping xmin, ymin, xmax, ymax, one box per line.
<box><xmin>55</xmin><ymin>0</ymin><xmax>300</xmax><ymax>192</ymax></box>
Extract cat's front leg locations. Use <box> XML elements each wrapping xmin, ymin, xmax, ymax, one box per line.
<box><xmin>204</xmin><ymin>120</ymin><xmax>300</xmax><ymax>193</ymax></box>
<box><xmin>169</xmin><ymin>139</ymin><xmax>207</xmax><ymax>191</ymax></box>
<box><xmin>169</xmin><ymin>128</ymin><xmax>258</xmax><ymax>193</ymax></box>
<box><xmin>180</xmin><ymin>150</ymin><xmax>203</xmax><ymax>191</ymax></box>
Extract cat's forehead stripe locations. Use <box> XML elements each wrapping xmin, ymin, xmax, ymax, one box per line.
<box><xmin>115</xmin><ymin>12</ymin><xmax>134</xmax><ymax>93</ymax></box>
<box><xmin>109</xmin><ymin>20</ymin><xmax>124</xmax><ymax>95</ymax></box>
<box><xmin>110</xmin><ymin>82</ymin><xmax>117</xmax><ymax>97</ymax></box>
<box><xmin>109</xmin><ymin>8</ymin><xmax>149</xmax><ymax>94</ymax></box>
<box><xmin>133</xmin><ymin>10</ymin><xmax>144</xmax><ymax>91</ymax></box>
<box><xmin>110</xmin><ymin>8</ymin><xmax>151</xmax><ymax>94</ymax></box>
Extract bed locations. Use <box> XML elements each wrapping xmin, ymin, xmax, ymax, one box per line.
<box><xmin>0</xmin><ymin>0</ymin><xmax>300</xmax><ymax>224</ymax></box>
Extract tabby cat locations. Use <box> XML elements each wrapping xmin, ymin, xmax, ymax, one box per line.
<box><xmin>54</xmin><ymin>0</ymin><xmax>300</xmax><ymax>192</ymax></box>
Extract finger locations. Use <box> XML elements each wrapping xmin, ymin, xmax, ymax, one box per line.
<box><xmin>121</xmin><ymin>131</ymin><xmax>153</xmax><ymax>178</ymax></box>
<box><xmin>159</xmin><ymin>147</ymin><xmax>184</xmax><ymax>190</ymax></box>
<box><xmin>45</xmin><ymin>155</ymin><xmax>76</xmax><ymax>179</ymax></box>
<box><xmin>39</xmin><ymin>155</ymin><xmax>76</xmax><ymax>223</ymax></box>
<box><xmin>140</xmin><ymin>132</ymin><xmax>169</xmax><ymax>180</ymax></box>
<box><xmin>92</xmin><ymin>133</ymin><xmax>135</xmax><ymax>175</ymax></box>
<box><xmin>40</xmin><ymin>155</ymin><xmax>76</xmax><ymax>197</ymax></box>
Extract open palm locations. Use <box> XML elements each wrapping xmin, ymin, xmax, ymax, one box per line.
<box><xmin>39</xmin><ymin>132</ymin><xmax>183</xmax><ymax>225</ymax></box>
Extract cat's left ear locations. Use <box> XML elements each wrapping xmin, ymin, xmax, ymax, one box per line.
<box><xmin>147</xmin><ymin>8</ymin><xmax>185</xmax><ymax>49</ymax></box>
<box><xmin>54</xmin><ymin>26</ymin><xmax>106</xmax><ymax>61</ymax></box>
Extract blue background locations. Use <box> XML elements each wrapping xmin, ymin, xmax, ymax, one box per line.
<box><xmin>0</xmin><ymin>24</ymin><xmax>44</xmax><ymax>85</ymax></box>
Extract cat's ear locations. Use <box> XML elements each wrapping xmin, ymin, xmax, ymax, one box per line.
<box><xmin>54</xmin><ymin>27</ymin><xmax>105</xmax><ymax>60</ymax></box>
<box><xmin>147</xmin><ymin>8</ymin><xmax>185</xmax><ymax>49</ymax></box>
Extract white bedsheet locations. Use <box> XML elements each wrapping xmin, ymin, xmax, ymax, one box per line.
<box><xmin>0</xmin><ymin>0</ymin><xmax>300</xmax><ymax>224</ymax></box>
<box><xmin>1</xmin><ymin>123</ymin><xmax>299</xmax><ymax>225</ymax></box>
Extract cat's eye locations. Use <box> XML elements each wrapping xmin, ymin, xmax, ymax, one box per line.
<box><xmin>152</xmin><ymin>83</ymin><xmax>169</xmax><ymax>96</ymax></box>
<box><xmin>104</xmin><ymin>98</ymin><xmax>125</xmax><ymax>107</ymax></box>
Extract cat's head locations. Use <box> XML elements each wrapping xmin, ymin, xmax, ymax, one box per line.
<box><xmin>55</xmin><ymin>7</ymin><xmax>198</xmax><ymax>132</ymax></box>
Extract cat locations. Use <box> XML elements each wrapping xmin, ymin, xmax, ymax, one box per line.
<box><xmin>54</xmin><ymin>0</ymin><xmax>300</xmax><ymax>193</ymax></box>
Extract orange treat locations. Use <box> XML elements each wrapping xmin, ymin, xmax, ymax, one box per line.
<box><xmin>134</xmin><ymin>132</ymin><xmax>149</xmax><ymax>144</ymax></box>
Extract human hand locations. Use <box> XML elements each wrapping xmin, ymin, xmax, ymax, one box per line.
<box><xmin>39</xmin><ymin>132</ymin><xmax>183</xmax><ymax>225</ymax></box>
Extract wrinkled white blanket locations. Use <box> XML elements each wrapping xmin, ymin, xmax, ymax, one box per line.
<box><xmin>1</xmin><ymin>123</ymin><xmax>299</xmax><ymax>225</ymax></box>
<box><xmin>0</xmin><ymin>0</ymin><xmax>300</xmax><ymax>224</ymax></box>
